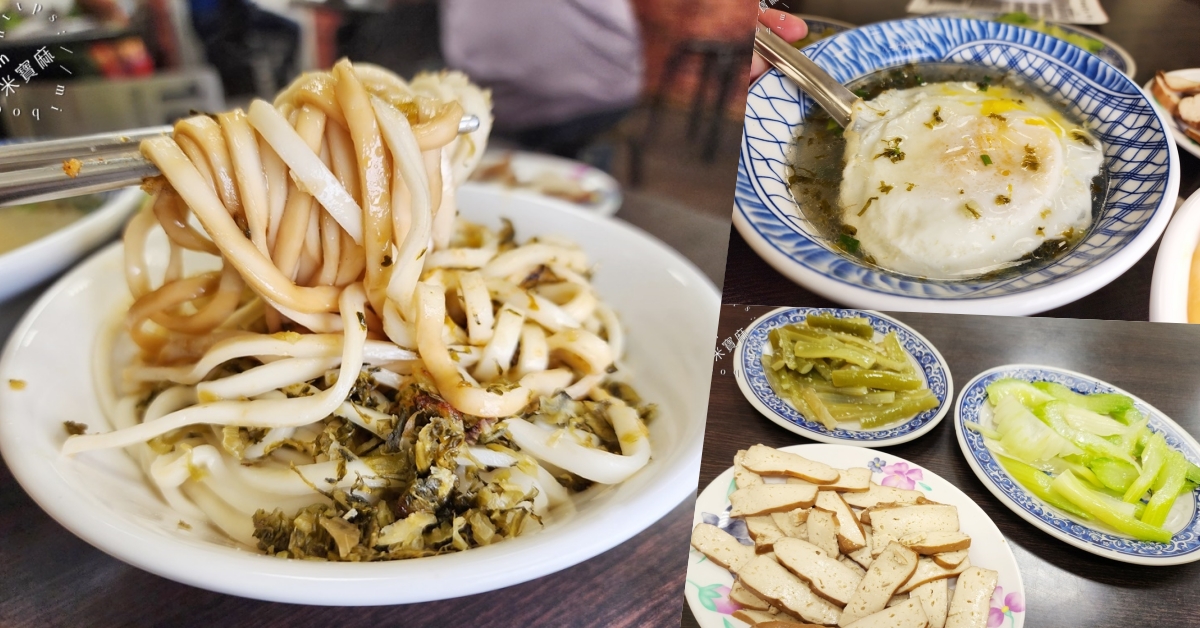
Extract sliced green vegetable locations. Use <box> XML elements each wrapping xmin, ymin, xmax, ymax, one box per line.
<box><xmin>1060</xmin><ymin>404</ymin><xmax>1126</xmax><ymax>437</ymax></box>
<box><xmin>1035</xmin><ymin>402</ymin><xmax>1138</xmax><ymax>466</ymax></box>
<box><xmin>830</xmin><ymin>369</ymin><xmax>922</xmax><ymax>391</ymax></box>
<box><xmin>1032</xmin><ymin>382</ymin><xmax>1135</xmax><ymax>417</ymax></box>
<box><xmin>1051</xmin><ymin>470</ymin><xmax>1172</xmax><ymax>543</ymax></box>
<box><xmin>1124</xmin><ymin>433</ymin><xmax>1167</xmax><ymax>503</ymax></box>
<box><xmin>991</xmin><ymin>396</ymin><xmax>1081</xmax><ymax>464</ymax></box>
<box><xmin>804</xmin><ymin>313</ymin><xmax>875</xmax><ymax>339</ymax></box>
<box><xmin>995</xmin><ymin>453</ymin><xmax>1093</xmax><ymax>521</ymax></box>
<box><xmin>1089</xmin><ymin>458</ymin><xmax>1139</xmax><ymax>493</ymax></box>
<box><xmin>985</xmin><ymin>379</ymin><xmax>1055</xmax><ymax>407</ymax></box>
<box><xmin>1143</xmin><ymin>450</ymin><xmax>1189</xmax><ymax>527</ymax></box>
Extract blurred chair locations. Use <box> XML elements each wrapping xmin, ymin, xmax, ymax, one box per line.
<box><xmin>627</xmin><ymin>0</ymin><xmax>752</xmax><ymax>187</ymax></box>
<box><xmin>2</xmin><ymin>67</ymin><xmax>225</xmax><ymax>137</ymax></box>
<box><xmin>189</xmin><ymin>0</ymin><xmax>300</xmax><ymax>98</ymax></box>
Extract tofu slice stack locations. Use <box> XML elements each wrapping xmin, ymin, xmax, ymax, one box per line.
<box><xmin>689</xmin><ymin>445</ymin><xmax>1001</xmax><ymax>628</ymax></box>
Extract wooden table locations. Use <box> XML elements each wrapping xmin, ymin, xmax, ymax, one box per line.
<box><xmin>682</xmin><ymin>304</ymin><xmax>1200</xmax><ymax>627</ymax></box>
<box><xmin>727</xmin><ymin>0</ymin><xmax>1200</xmax><ymax>320</ymax></box>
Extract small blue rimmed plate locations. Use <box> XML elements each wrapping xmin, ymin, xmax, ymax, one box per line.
<box><xmin>737</xmin><ymin>17</ymin><xmax>1178</xmax><ymax>316</ymax></box>
<box><xmin>955</xmin><ymin>364</ymin><xmax>1200</xmax><ymax>565</ymax></box>
<box><xmin>733</xmin><ymin>307</ymin><xmax>953</xmax><ymax>446</ymax></box>
<box><xmin>684</xmin><ymin>444</ymin><xmax>1025</xmax><ymax>628</ymax></box>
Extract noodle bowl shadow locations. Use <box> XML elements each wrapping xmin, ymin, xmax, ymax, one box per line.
<box><xmin>0</xmin><ymin>187</ymin><xmax>719</xmax><ymax>605</ymax></box>
<box><xmin>736</xmin><ymin>17</ymin><xmax>1179</xmax><ymax>315</ymax></box>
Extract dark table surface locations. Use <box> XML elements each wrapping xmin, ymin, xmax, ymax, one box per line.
<box><xmin>725</xmin><ymin>0</ymin><xmax>1200</xmax><ymax>320</ymax></box>
<box><xmin>683</xmin><ymin>304</ymin><xmax>1200</xmax><ymax>627</ymax></box>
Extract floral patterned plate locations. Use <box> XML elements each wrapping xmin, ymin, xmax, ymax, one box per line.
<box><xmin>684</xmin><ymin>444</ymin><xmax>1025</xmax><ymax>628</ymax></box>
<box><xmin>956</xmin><ymin>365</ymin><xmax>1200</xmax><ymax>565</ymax></box>
<box><xmin>733</xmin><ymin>307</ymin><xmax>953</xmax><ymax>447</ymax></box>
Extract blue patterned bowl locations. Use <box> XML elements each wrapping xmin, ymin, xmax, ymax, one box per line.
<box><xmin>737</xmin><ymin>17</ymin><xmax>1179</xmax><ymax>315</ymax></box>
<box><xmin>955</xmin><ymin>364</ymin><xmax>1200</xmax><ymax>565</ymax></box>
<box><xmin>733</xmin><ymin>307</ymin><xmax>952</xmax><ymax>446</ymax></box>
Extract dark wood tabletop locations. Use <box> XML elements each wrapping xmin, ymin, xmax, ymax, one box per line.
<box><xmin>683</xmin><ymin>304</ymin><xmax>1200</xmax><ymax>627</ymax></box>
<box><xmin>726</xmin><ymin>0</ymin><xmax>1200</xmax><ymax>320</ymax></box>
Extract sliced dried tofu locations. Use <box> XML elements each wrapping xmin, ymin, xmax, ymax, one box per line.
<box><xmin>1163</xmin><ymin>70</ymin><xmax>1200</xmax><ymax>94</ymax></box>
<box><xmin>911</xmin><ymin>579</ymin><xmax>949</xmax><ymax>628</ymax></box>
<box><xmin>886</xmin><ymin>594</ymin><xmax>908</xmax><ymax>607</ymax></box>
<box><xmin>871</xmin><ymin>504</ymin><xmax>959</xmax><ymax>556</ymax></box>
<box><xmin>746</xmin><ymin>515</ymin><xmax>788</xmax><ymax>553</ymax></box>
<box><xmin>733</xmin><ymin>608</ymin><xmax>781</xmax><ymax>625</ymax></box>
<box><xmin>738</xmin><ymin>555</ymin><xmax>843</xmax><ymax>626</ymax></box>
<box><xmin>897</xmin><ymin>556</ymin><xmax>971</xmax><ymax>593</ymax></box>
<box><xmin>815</xmin><ymin>491</ymin><xmax>867</xmax><ymax>553</ymax></box>
<box><xmin>838</xmin><ymin>542</ymin><xmax>919</xmax><ymax>627</ymax></box>
<box><xmin>774</xmin><ymin>537</ymin><xmax>865</xmax><ymax>607</ymax></box>
<box><xmin>846</xmin><ymin>527</ymin><xmax>874</xmax><ymax>570</ymax></box>
<box><xmin>844</xmin><ymin>597</ymin><xmax>928</xmax><ymax>628</ymax></box>
<box><xmin>841</xmin><ymin>482</ymin><xmax>930</xmax><ymax>510</ymax></box>
<box><xmin>900</xmin><ymin>530</ymin><xmax>971</xmax><ymax>554</ymax></box>
<box><xmin>736</xmin><ymin>449</ymin><xmax>765</xmax><ymax>489</ymax></box>
<box><xmin>839</xmin><ymin>555</ymin><xmax>867</xmax><ymax>578</ymax></box>
<box><xmin>1181</xmin><ymin>95</ymin><xmax>1200</xmax><ymax>127</ymax></box>
<box><xmin>771</xmin><ymin>508</ymin><xmax>810</xmax><ymax>538</ymax></box>
<box><xmin>691</xmin><ymin>523</ymin><xmax>756</xmax><ymax>572</ymax></box>
<box><xmin>731</xmin><ymin>579</ymin><xmax>772</xmax><ymax>610</ymax></box>
<box><xmin>826</xmin><ymin>467</ymin><xmax>872</xmax><ymax>492</ymax></box>
<box><xmin>1153</xmin><ymin>72</ymin><xmax>1183</xmax><ymax>116</ymax></box>
<box><xmin>731</xmin><ymin>484</ymin><xmax>820</xmax><ymax>517</ymax></box>
<box><xmin>806</xmin><ymin>508</ymin><xmax>841</xmax><ymax>558</ymax></box>
<box><xmin>756</xmin><ymin>621</ymin><xmax>829</xmax><ymax>628</ymax></box>
<box><xmin>932</xmin><ymin>549</ymin><xmax>969</xmax><ymax>569</ymax></box>
<box><xmin>945</xmin><ymin>566</ymin><xmax>998</xmax><ymax>628</ymax></box>
<box><xmin>741</xmin><ymin>444</ymin><xmax>840</xmax><ymax>483</ymax></box>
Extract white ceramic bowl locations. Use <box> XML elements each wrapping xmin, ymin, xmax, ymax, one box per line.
<box><xmin>0</xmin><ymin>187</ymin><xmax>719</xmax><ymax>605</ymax></box>
<box><xmin>0</xmin><ymin>188</ymin><xmax>143</xmax><ymax>302</ymax></box>
<box><xmin>1149</xmin><ymin>187</ymin><xmax>1200</xmax><ymax>322</ymax></box>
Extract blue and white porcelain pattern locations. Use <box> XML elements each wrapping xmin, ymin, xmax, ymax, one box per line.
<box><xmin>955</xmin><ymin>364</ymin><xmax>1200</xmax><ymax>565</ymax></box>
<box><xmin>736</xmin><ymin>17</ymin><xmax>1180</xmax><ymax>316</ymax></box>
<box><xmin>733</xmin><ymin>307</ymin><xmax>952</xmax><ymax>447</ymax></box>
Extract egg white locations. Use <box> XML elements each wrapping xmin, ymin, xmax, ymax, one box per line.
<box><xmin>839</xmin><ymin>82</ymin><xmax>1104</xmax><ymax>279</ymax></box>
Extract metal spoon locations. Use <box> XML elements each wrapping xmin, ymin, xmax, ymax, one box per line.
<box><xmin>753</xmin><ymin>26</ymin><xmax>859</xmax><ymax>127</ymax></box>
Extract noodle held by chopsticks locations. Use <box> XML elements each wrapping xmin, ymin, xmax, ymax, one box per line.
<box><xmin>63</xmin><ymin>60</ymin><xmax>653</xmax><ymax>559</ymax></box>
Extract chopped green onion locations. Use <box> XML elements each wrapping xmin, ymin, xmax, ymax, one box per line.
<box><xmin>981</xmin><ymin>154</ymin><xmax>993</xmax><ymax>166</ymax></box>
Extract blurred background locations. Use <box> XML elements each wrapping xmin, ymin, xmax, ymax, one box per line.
<box><xmin>0</xmin><ymin>0</ymin><xmax>762</xmax><ymax>289</ymax></box>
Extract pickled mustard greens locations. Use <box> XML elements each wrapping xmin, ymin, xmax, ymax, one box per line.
<box><xmin>60</xmin><ymin>63</ymin><xmax>658</xmax><ymax>562</ymax></box>
<box><xmin>975</xmin><ymin>378</ymin><xmax>1200</xmax><ymax>543</ymax></box>
<box><xmin>760</xmin><ymin>315</ymin><xmax>937</xmax><ymax>430</ymax></box>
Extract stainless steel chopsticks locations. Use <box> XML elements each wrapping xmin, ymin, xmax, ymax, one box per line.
<box><xmin>0</xmin><ymin>114</ymin><xmax>482</xmax><ymax>206</ymax></box>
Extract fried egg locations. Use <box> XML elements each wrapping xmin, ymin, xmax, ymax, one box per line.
<box><xmin>839</xmin><ymin>82</ymin><xmax>1104</xmax><ymax>279</ymax></box>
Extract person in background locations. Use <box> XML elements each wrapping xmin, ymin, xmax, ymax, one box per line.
<box><xmin>439</xmin><ymin>0</ymin><xmax>643</xmax><ymax>170</ymax></box>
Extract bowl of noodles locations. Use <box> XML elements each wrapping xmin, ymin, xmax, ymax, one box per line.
<box><xmin>0</xmin><ymin>62</ymin><xmax>718</xmax><ymax>604</ymax></box>
<box><xmin>737</xmin><ymin>17</ymin><xmax>1178</xmax><ymax>315</ymax></box>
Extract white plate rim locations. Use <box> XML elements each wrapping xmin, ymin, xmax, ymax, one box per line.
<box><xmin>1149</xmin><ymin>186</ymin><xmax>1200</xmax><ymax>323</ymax></box>
<box><xmin>953</xmin><ymin>363</ymin><xmax>1200</xmax><ymax>565</ymax></box>
<box><xmin>683</xmin><ymin>443</ymin><xmax>1026</xmax><ymax>628</ymax></box>
<box><xmin>0</xmin><ymin>193</ymin><xmax>719</xmax><ymax>605</ymax></box>
<box><xmin>465</xmin><ymin>149</ymin><xmax>622</xmax><ymax>217</ymax></box>
<box><xmin>732</xmin><ymin>306</ymin><xmax>954</xmax><ymax>447</ymax></box>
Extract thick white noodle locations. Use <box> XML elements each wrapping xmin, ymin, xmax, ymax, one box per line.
<box><xmin>502</xmin><ymin>400</ymin><xmax>649</xmax><ymax>484</ymax></box>
<box><xmin>247</xmin><ymin>100</ymin><xmax>364</xmax><ymax>243</ymax></box>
